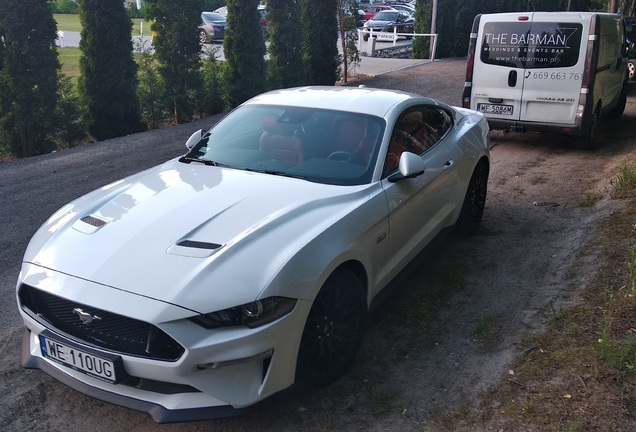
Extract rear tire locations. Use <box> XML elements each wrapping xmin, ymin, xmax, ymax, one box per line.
<box><xmin>199</xmin><ymin>31</ymin><xmax>208</xmax><ymax>44</ymax></box>
<box><xmin>296</xmin><ymin>268</ymin><xmax>367</xmax><ymax>387</ymax></box>
<box><xmin>455</xmin><ymin>160</ymin><xmax>488</xmax><ymax>235</ymax></box>
<box><xmin>628</xmin><ymin>59</ymin><xmax>636</xmax><ymax>81</ymax></box>
<box><xmin>608</xmin><ymin>85</ymin><xmax>627</xmax><ymax>119</ymax></box>
<box><xmin>575</xmin><ymin>109</ymin><xmax>599</xmax><ymax>150</ymax></box>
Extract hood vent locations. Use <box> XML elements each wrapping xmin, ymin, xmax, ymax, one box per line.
<box><xmin>81</xmin><ymin>215</ymin><xmax>108</xmax><ymax>228</ymax></box>
<box><xmin>167</xmin><ymin>239</ymin><xmax>224</xmax><ymax>258</ymax></box>
<box><xmin>73</xmin><ymin>215</ymin><xmax>109</xmax><ymax>234</ymax></box>
<box><xmin>177</xmin><ymin>240</ymin><xmax>222</xmax><ymax>250</ymax></box>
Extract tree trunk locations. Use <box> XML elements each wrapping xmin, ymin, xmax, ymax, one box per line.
<box><xmin>608</xmin><ymin>0</ymin><xmax>618</xmax><ymax>13</ymax></box>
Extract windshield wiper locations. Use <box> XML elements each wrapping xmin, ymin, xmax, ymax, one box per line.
<box><xmin>244</xmin><ymin>168</ymin><xmax>308</xmax><ymax>180</ymax></box>
<box><xmin>178</xmin><ymin>156</ymin><xmax>217</xmax><ymax>166</ymax></box>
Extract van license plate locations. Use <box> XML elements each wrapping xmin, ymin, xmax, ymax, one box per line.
<box><xmin>40</xmin><ymin>334</ymin><xmax>117</xmax><ymax>383</ymax></box>
<box><xmin>477</xmin><ymin>103</ymin><xmax>513</xmax><ymax>115</ymax></box>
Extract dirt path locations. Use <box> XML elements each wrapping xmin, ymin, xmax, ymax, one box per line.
<box><xmin>1</xmin><ymin>58</ymin><xmax>635</xmax><ymax>431</ymax></box>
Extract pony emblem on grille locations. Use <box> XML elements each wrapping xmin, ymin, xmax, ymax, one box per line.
<box><xmin>73</xmin><ymin>308</ymin><xmax>102</xmax><ymax>325</ymax></box>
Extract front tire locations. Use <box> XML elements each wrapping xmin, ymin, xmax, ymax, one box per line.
<box><xmin>455</xmin><ymin>160</ymin><xmax>488</xmax><ymax>235</ymax></box>
<box><xmin>296</xmin><ymin>268</ymin><xmax>367</xmax><ymax>387</ymax></box>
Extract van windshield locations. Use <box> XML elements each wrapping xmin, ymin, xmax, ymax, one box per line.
<box><xmin>480</xmin><ymin>22</ymin><xmax>583</xmax><ymax>69</ymax></box>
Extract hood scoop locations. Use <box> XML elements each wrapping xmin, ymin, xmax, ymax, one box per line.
<box><xmin>72</xmin><ymin>215</ymin><xmax>109</xmax><ymax>234</ymax></box>
<box><xmin>167</xmin><ymin>239</ymin><xmax>224</xmax><ymax>258</ymax></box>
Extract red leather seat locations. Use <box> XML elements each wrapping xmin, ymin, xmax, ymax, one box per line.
<box><xmin>259</xmin><ymin>114</ymin><xmax>304</xmax><ymax>163</ymax></box>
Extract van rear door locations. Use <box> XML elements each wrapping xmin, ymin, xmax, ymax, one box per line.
<box><xmin>518</xmin><ymin>13</ymin><xmax>585</xmax><ymax>125</ymax></box>
<box><xmin>471</xmin><ymin>13</ymin><xmax>585</xmax><ymax>126</ymax></box>
<box><xmin>471</xmin><ymin>13</ymin><xmax>525</xmax><ymax>121</ymax></box>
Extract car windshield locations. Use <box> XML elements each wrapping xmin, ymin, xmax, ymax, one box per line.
<box><xmin>374</xmin><ymin>11</ymin><xmax>398</xmax><ymax>21</ymax></box>
<box><xmin>183</xmin><ymin>105</ymin><xmax>386</xmax><ymax>186</ymax></box>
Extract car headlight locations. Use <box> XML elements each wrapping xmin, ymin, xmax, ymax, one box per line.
<box><xmin>189</xmin><ymin>297</ymin><xmax>297</xmax><ymax>329</ymax></box>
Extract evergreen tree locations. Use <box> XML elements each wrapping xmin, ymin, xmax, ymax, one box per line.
<box><xmin>301</xmin><ymin>0</ymin><xmax>339</xmax><ymax>85</ymax></box>
<box><xmin>145</xmin><ymin>0</ymin><xmax>204</xmax><ymax>123</ymax></box>
<box><xmin>78</xmin><ymin>0</ymin><xmax>145</xmax><ymax>141</ymax></box>
<box><xmin>199</xmin><ymin>54</ymin><xmax>225</xmax><ymax>115</ymax></box>
<box><xmin>0</xmin><ymin>0</ymin><xmax>60</xmax><ymax>157</ymax></box>
<box><xmin>223</xmin><ymin>0</ymin><xmax>267</xmax><ymax>107</ymax></box>
<box><xmin>413</xmin><ymin>0</ymin><xmax>432</xmax><ymax>59</ymax></box>
<box><xmin>266</xmin><ymin>0</ymin><xmax>304</xmax><ymax>89</ymax></box>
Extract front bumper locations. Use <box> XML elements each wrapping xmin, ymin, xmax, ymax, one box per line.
<box><xmin>17</xmin><ymin>264</ymin><xmax>311</xmax><ymax>422</ymax></box>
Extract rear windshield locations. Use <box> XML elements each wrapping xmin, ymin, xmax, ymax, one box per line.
<box><xmin>480</xmin><ymin>21</ymin><xmax>583</xmax><ymax>69</ymax></box>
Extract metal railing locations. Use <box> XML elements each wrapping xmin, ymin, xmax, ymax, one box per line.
<box><xmin>358</xmin><ymin>28</ymin><xmax>438</xmax><ymax>60</ymax></box>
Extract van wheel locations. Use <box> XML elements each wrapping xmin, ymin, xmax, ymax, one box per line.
<box><xmin>575</xmin><ymin>110</ymin><xmax>599</xmax><ymax>150</ymax></box>
<box><xmin>629</xmin><ymin>60</ymin><xmax>636</xmax><ymax>81</ymax></box>
<box><xmin>608</xmin><ymin>86</ymin><xmax>627</xmax><ymax>119</ymax></box>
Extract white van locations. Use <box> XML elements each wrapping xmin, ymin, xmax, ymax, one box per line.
<box><xmin>462</xmin><ymin>12</ymin><xmax>628</xmax><ymax>148</ymax></box>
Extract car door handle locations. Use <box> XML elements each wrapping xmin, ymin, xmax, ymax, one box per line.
<box><xmin>443</xmin><ymin>160</ymin><xmax>454</xmax><ymax>170</ymax></box>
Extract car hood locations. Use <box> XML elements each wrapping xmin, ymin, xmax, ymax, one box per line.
<box><xmin>366</xmin><ymin>19</ymin><xmax>395</xmax><ymax>26</ymax></box>
<box><xmin>23</xmin><ymin>159</ymin><xmax>369</xmax><ymax>312</ymax></box>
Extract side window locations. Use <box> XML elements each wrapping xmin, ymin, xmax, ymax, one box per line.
<box><xmin>383</xmin><ymin>106</ymin><xmax>453</xmax><ymax>176</ymax></box>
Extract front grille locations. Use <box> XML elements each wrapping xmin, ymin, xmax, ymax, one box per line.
<box><xmin>19</xmin><ymin>284</ymin><xmax>184</xmax><ymax>361</ymax></box>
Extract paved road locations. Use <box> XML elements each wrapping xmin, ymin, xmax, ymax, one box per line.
<box><xmin>56</xmin><ymin>31</ymin><xmax>431</xmax><ymax>77</ymax></box>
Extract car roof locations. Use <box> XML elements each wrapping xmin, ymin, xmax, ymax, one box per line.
<box><xmin>243</xmin><ymin>86</ymin><xmax>433</xmax><ymax>117</ymax></box>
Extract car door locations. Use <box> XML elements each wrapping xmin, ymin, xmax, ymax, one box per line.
<box><xmin>375</xmin><ymin>105</ymin><xmax>459</xmax><ymax>292</ymax></box>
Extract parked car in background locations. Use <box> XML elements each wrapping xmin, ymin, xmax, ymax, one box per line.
<box><xmin>390</xmin><ymin>4</ymin><xmax>415</xmax><ymax>15</ymax></box>
<box><xmin>342</xmin><ymin>8</ymin><xmax>367</xmax><ymax>28</ymax></box>
<box><xmin>17</xmin><ymin>85</ymin><xmax>490</xmax><ymax>423</ymax></box>
<box><xmin>383</xmin><ymin>2</ymin><xmax>416</xmax><ymax>16</ymax></box>
<box><xmin>362</xmin><ymin>10</ymin><xmax>415</xmax><ymax>41</ymax></box>
<box><xmin>199</xmin><ymin>12</ymin><xmax>227</xmax><ymax>43</ymax></box>
<box><xmin>213</xmin><ymin>5</ymin><xmax>227</xmax><ymax>16</ymax></box>
<box><xmin>212</xmin><ymin>5</ymin><xmax>268</xmax><ymax>38</ymax></box>
<box><xmin>363</xmin><ymin>5</ymin><xmax>395</xmax><ymax>21</ymax></box>
<box><xmin>258</xmin><ymin>5</ymin><xmax>268</xmax><ymax>37</ymax></box>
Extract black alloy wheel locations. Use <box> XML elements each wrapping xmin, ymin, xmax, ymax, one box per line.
<box><xmin>456</xmin><ymin>160</ymin><xmax>488</xmax><ymax>235</ymax></box>
<box><xmin>296</xmin><ymin>268</ymin><xmax>367</xmax><ymax>386</ymax></box>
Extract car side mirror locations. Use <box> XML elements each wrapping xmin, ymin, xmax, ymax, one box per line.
<box><xmin>388</xmin><ymin>152</ymin><xmax>426</xmax><ymax>182</ymax></box>
<box><xmin>185</xmin><ymin>129</ymin><xmax>206</xmax><ymax>149</ymax></box>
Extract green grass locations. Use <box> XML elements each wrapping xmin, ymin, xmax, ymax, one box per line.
<box><xmin>54</xmin><ymin>14</ymin><xmax>151</xmax><ymax>37</ymax></box>
<box><xmin>53</xmin><ymin>14</ymin><xmax>83</xmax><ymax>32</ymax></box>
<box><xmin>578</xmin><ymin>192</ymin><xmax>602</xmax><ymax>207</ymax></box>
<box><xmin>57</xmin><ymin>47</ymin><xmax>81</xmax><ymax>83</ymax></box>
<box><xmin>610</xmin><ymin>164</ymin><xmax>636</xmax><ymax>198</ymax></box>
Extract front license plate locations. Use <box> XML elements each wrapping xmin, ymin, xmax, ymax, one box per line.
<box><xmin>40</xmin><ymin>334</ymin><xmax>117</xmax><ymax>383</ymax></box>
<box><xmin>477</xmin><ymin>103</ymin><xmax>513</xmax><ymax>115</ymax></box>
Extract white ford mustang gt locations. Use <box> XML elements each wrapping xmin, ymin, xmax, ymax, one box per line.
<box><xmin>17</xmin><ymin>86</ymin><xmax>490</xmax><ymax>422</ymax></box>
